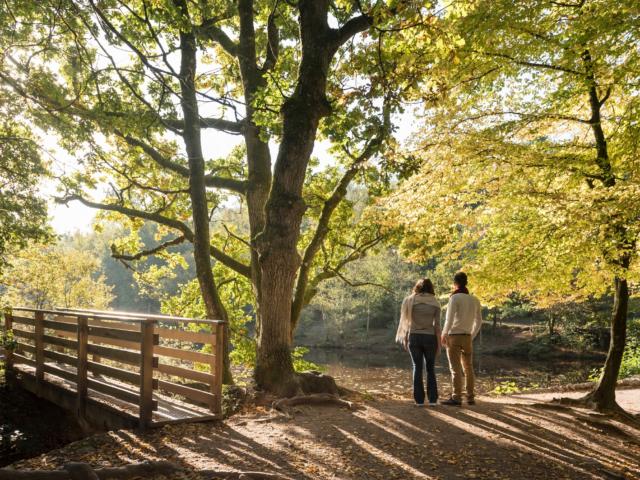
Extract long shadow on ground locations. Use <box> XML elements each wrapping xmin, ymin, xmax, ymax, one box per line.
<box><xmin>7</xmin><ymin>396</ymin><xmax>640</xmax><ymax>480</ymax></box>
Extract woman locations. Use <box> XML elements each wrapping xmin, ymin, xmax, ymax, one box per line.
<box><xmin>396</xmin><ymin>278</ymin><xmax>442</xmax><ymax>406</ymax></box>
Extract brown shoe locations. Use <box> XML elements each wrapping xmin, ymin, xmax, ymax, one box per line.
<box><xmin>440</xmin><ymin>398</ymin><xmax>462</xmax><ymax>406</ymax></box>
<box><xmin>467</xmin><ymin>399</ymin><xmax>476</xmax><ymax>406</ymax></box>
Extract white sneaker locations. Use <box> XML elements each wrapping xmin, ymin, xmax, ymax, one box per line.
<box><xmin>428</xmin><ymin>402</ymin><xmax>438</xmax><ymax>407</ymax></box>
<box><xmin>414</xmin><ymin>403</ymin><xmax>425</xmax><ymax>407</ymax></box>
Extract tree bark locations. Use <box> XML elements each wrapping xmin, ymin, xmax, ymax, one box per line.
<box><xmin>579</xmin><ymin>255</ymin><xmax>630</xmax><ymax>412</ymax></box>
<box><xmin>572</xmin><ymin>50</ymin><xmax>633</xmax><ymax>411</ymax></box>
<box><xmin>176</xmin><ymin>1</ymin><xmax>232</xmax><ymax>384</ymax></box>
<box><xmin>236</xmin><ymin>0</ymin><xmax>272</xmax><ymax>340</ymax></box>
<box><xmin>254</xmin><ymin>0</ymin><xmax>336</xmax><ymax>394</ymax></box>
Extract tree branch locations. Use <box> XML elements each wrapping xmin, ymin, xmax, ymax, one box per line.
<box><xmin>291</xmin><ymin>152</ymin><xmax>370</xmax><ymax>319</ymax></box>
<box><xmin>57</xmin><ymin>194</ymin><xmax>251</xmax><ymax>278</ymax></box>
<box><xmin>110</xmin><ymin>235</ymin><xmax>187</xmax><ymax>261</ymax></box>
<box><xmin>115</xmin><ymin>131</ymin><xmax>247</xmax><ymax>194</ymax></box>
<box><xmin>198</xmin><ymin>19</ymin><xmax>239</xmax><ymax>57</ymax></box>
<box><xmin>115</xmin><ymin>130</ymin><xmax>190</xmax><ymax>176</ymax></box>
<box><xmin>473</xmin><ymin>50</ymin><xmax>584</xmax><ymax>76</ymax></box>
<box><xmin>88</xmin><ymin>0</ymin><xmax>176</xmax><ymax>78</ymax></box>
<box><xmin>291</xmin><ymin>97</ymin><xmax>391</xmax><ymax>328</ymax></box>
<box><xmin>451</xmin><ymin>110</ymin><xmax>591</xmax><ymax>129</ymax></box>
<box><xmin>331</xmin><ymin>269</ymin><xmax>394</xmax><ymax>293</ymax></box>
<box><xmin>209</xmin><ymin>244</ymin><xmax>252</xmax><ymax>278</ymax></box>
<box><xmin>333</xmin><ymin>14</ymin><xmax>373</xmax><ymax>49</ymax></box>
<box><xmin>261</xmin><ymin>3</ymin><xmax>280</xmax><ymax>72</ymax></box>
<box><xmin>163</xmin><ymin>117</ymin><xmax>244</xmax><ymax>134</ymax></box>
<box><xmin>204</xmin><ymin>175</ymin><xmax>248</xmax><ymax>194</ymax></box>
<box><xmin>237</xmin><ymin>0</ymin><xmax>261</xmax><ymax>90</ymax></box>
<box><xmin>298</xmin><ymin>232</ymin><xmax>386</xmax><ymax>310</ymax></box>
<box><xmin>599</xmin><ymin>86</ymin><xmax>612</xmax><ymax>107</ymax></box>
<box><xmin>57</xmin><ymin>194</ymin><xmax>193</xmax><ymax>234</ymax></box>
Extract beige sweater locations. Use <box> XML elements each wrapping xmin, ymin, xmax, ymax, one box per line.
<box><xmin>396</xmin><ymin>293</ymin><xmax>441</xmax><ymax>345</ymax></box>
<box><xmin>443</xmin><ymin>293</ymin><xmax>482</xmax><ymax>338</ymax></box>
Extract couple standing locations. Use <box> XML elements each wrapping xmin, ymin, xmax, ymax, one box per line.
<box><xmin>396</xmin><ymin>272</ymin><xmax>482</xmax><ymax>406</ymax></box>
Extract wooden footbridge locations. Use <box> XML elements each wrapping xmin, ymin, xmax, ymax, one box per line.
<box><xmin>2</xmin><ymin>307</ymin><xmax>224</xmax><ymax>430</ymax></box>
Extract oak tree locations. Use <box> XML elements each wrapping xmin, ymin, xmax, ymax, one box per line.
<box><xmin>0</xmin><ymin>0</ymin><xmax>449</xmax><ymax>393</ymax></box>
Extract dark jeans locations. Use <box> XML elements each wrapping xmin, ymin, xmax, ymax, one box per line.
<box><xmin>408</xmin><ymin>333</ymin><xmax>438</xmax><ymax>404</ymax></box>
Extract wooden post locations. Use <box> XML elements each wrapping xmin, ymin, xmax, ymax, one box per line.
<box><xmin>34</xmin><ymin>311</ymin><xmax>45</xmax><ymax>387</ymax></box>
<box><xmin>76</xmin><ymin>316</ymin><xmax>89</xmax><ymax>420</ymax></box>
<box><xmin>139</xmin><ymin>320</ymin><xmax>155</xmax><ymax>429</ymax></box>
<box><xmin>211</xmin><ymin>322</ymin><xmax>224</xmax><ymax>416</ymax></box>
<box><xmin>3</xmin><ymin>308</ymin><xmax>13</xmax><ymax>370</ymax></box>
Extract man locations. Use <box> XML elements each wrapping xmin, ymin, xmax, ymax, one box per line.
<box><xmin>440</xmin><ymin>271</ymin><xmax>482</xmax><ymax>406</ymax></box>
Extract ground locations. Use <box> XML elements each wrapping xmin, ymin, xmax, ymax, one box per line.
<box><xmin>6</xmin><ymin>387</ymin><xmax>640</xmax><ymax>479</ymax></box>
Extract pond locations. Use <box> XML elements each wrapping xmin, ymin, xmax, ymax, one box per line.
<box><xmin>305</xmin><ymin>347</ymin><xmax>601</xmax><ymax>397</ymax></box>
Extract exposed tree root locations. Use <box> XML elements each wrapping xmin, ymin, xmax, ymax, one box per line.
<box><xmin>266</xmin><ymin>372</ymin><xmax>361</xmax><ymax>415</ymax></box>
<box><xmin>552</xmin><ymin>394</ymin><xmax>640</xmax><ymax>425</ymax></box>
<box><xmin>295</xmin><ymin>371</ymin><xmax>340</xmax><ymax>395</ymax></box>
<box><xmin>527</xmin><ymin>402</ymin><xmax>572</xmax><ymax>412</ymax></box>
<box><xmin>200</xmin><ymin>471</ymin><xmax>290</xmax><ymax>479</ymax></box>
<box><xmin>273</xmin><ymin>393</ymin><xmax>356</xmax><ymax>413</ymax></box>
<box><xmin>0</xmin><ymin>461</ymin><xmax>290</xmax><ymax>480</ymax></box>
<box><xmin>255</xmin><ymin>368</ymin><xmax>344</xmax><ymax>398</ymax></box>
<box><xmin>554</xmin><ymin>393</ymin><xmax>619</xmax><ymax>412</ymax></box>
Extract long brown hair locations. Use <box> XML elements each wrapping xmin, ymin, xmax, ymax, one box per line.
<box><xmin>413</xmin><ymin>278</ymin><xmax>435</xmax><ymax>295</ymax></box>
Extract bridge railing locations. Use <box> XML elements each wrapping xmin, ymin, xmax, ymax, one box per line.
<box><xmin>2</xmin><ymin>307</ymin><xmax>225</xmax><ymax>427</ymax></box>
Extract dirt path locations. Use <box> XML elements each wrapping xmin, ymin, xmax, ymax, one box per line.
<box><xmin>508</xmin><ymin>388</ymin><xmax>640</xmax><ymax>414</ymax></box>
<box><xmin>6</xmin><ymin>389</ymin><xmax>640</xmax><ymax>480</ymax></box>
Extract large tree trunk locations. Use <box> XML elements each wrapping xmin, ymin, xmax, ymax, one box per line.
<box><xmin>254</xmin><ymin>0</ymin><xmax>336</xmax><ymax>395</ymax></box>
<box><xmin>254</xmin><ymin>105</ymin><xmax>326</xmax><ymax>394</ymax></box>
<box><xmin>584</xmin><ymin>273</ymin><xmax>629</xmax><ymax>411</ymax></box>
<box><xmin>177</xmin><ymin>6</ymin><xmax>233</xmax><ymax>384</ymax></box>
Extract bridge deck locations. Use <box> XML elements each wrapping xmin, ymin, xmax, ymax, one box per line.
<box><xmin>13</xmin><ymin>362</ymin><xmax>216</xmax><ymax>427</ymax></box>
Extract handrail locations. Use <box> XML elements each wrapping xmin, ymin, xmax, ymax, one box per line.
<box><xmin>54</xmin><ymin>307</ymin><xmax>226</xmax><ymax>325</ymax></box>
<box><xmin>12</xmin><ymin>307</ymin><xmax>144</xmax><ymax>322</ymax></box>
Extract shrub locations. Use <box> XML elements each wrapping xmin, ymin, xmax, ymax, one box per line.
<box><xmin>292</xmin><ymin>346</ymin><xmax>324</xmax><ymax>373</ymax></box>
<box><xmin>589</xmin><ymin>337</ymin><xmax>640</xmax><ymax>382</ymax></box>
<box><xmin>1</xmin><ymin>329</ymin><xmax>16</xmax><ymax>351</ymax></box>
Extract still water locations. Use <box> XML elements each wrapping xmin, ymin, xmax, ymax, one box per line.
<box><xmin>305</xmin><ymin>347</ymin><xmax>600</xmax><ymax>396</ymax></box>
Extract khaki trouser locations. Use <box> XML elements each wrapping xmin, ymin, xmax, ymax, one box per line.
<box><xmin>446</xmin><ymin>334</ymin><xmax>475</xmax><ymax>401</ymax></box>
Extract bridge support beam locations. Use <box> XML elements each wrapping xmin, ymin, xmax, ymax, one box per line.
<box><xmin>34</xmin><ymin>311</ymin><xmax>44</xmax><ymax>394</ymax></box>
<box><xmin>139</xmin><ymin>320</ymin><xmax>155</xmax><ymax>429</ymax></box>
<box><xmin>2</xmin><ymin>308</ymin><xmax>13</xmax><ymax>370</ymax></box>
<box><xmin>76</xmin><ymin>316</ymin><xmax>89</xmax><ymax>423</ymax></box>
